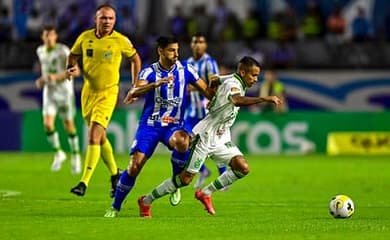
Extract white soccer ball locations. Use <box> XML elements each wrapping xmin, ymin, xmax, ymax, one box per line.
<box><xmin>329</xmin><ymin>195</ymin><xmax>355</xmax><ymax>218</ymax></box>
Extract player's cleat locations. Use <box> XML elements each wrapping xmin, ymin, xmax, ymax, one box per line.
<box><xmin>137</xmin><ymin>196</ymin><xmax>152</xmax><ymax>218</ymax></box>
<box><xmin>169</xmin><ymin>188</ymin><xmax>181</xmax><ymax>206</ymax></box>
<box><xmin>194</xmin><ymin>167</ymin><xmax>211</xmax><ymax>189</ymax></box>
<box><xmin>50</xmin><ymin>150</ymin><xmax>66</xmax><ymax>172</ymax></box>
<box><xmin>104</xmin><ymin>207</ymin><xmax>119</xmax><ymax>218</ymax></box>
<box><xmin>195</xmin><ymin>190</ymin><xmax>215</xmax><ymax>215</ymax></box>
<box><xmin>70</xmin><ymin>182</ymin><xmax>87</xmax><ymax>196</ymax></box>
<box><xmin>110</xmin><ymin>169</ymin><xmax>122</xmax><ymax>198</ymax></box>
<box><xmin>71</xmin><ymin>153</ymin><xmax>81</xmax><ymax>174</ymax></box>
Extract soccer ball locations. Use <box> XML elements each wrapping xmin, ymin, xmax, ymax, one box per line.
<box><xmin>329</xmin><ymin>195</ymin><xmax>355</xmax><ymax>218</ymax></box>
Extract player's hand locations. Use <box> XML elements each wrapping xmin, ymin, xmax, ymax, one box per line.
<box><xmin>156</xmin><ymin>75</ymin><xmax>174</xmax><ymax>87</ymax></box>
<box><xmin>265</xmin><ymin>96</ymin><xmax>283</xmax><ymax>106</ymax></box>
<box><xmin>66</xmin><ymin>65</ymin><xmax>79</xmax><ymax>79</ymax></box>
<box><xmin>123</xmin><ymin>88</ymin><xmax>138</xmax><ymax>104</ymax></box>
<box><xmin>35</xmin><ymin>77</ymin><xmax>45</xmax><ymax>89</ymax></box>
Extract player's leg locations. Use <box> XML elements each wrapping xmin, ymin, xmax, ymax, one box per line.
<box><xmin>166</xmin><ymin>128</ymin><xmax>190</xmax><ymax>206</ymax></box>
<box><xmin>63</xmin><ymin>118</ymin><xmax>81</xmax><ymax>174</ymax></box>
<box><xmin>202</xmin><ymin>155</ymin><xmax>248</xmax><ymax>195</ymax></box>
<box><xmin>138</xmin><ymin>134</ymin><xmax>207</xmax><ymax>217</ymax></box>
<box><xmin>43</xmin><ymin>113</ymin><xmax>66</xmax><ymax>171</ymax></box>
<box><xmin>105</xmin><ymin>126</ymin><xmax>159</xmax><ymax>217</ymax></box>
<box><xmin>70</xmin><ymin>122</ymin><xmax>104</xmax><ymax>196</ymax></box>
<box><xmin>195</xmin><ymin>144</ymin><xmax>247</xmax><ymax>215</ymax></box>
<box><xmin>61</xmin><ymin>97</ymin><xmax>81</xmax><ymax>174</ymax></box>
<box><xmin>94</xmin><ymin>86</ymin><xmax>121</xmax><ymax>196</ymax></box>
<box><xmin>194</xmin><ymin>164</ymin><xmax>211</xmax><ymax>189</ymax></box>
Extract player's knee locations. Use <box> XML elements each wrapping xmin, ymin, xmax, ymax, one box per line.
<box><xmin>172</xmin><ymin>131</ymin><xmax>190</xmax><ymax>152</ymax></box>
<box><xmin>231</xmin><ymin>156</ymin><xmax>250</xmax><ymax>176</ymax></box>
<box><xmin>179</xmin><ymin>171</ymin><xmax>194</xmax><ymax>186</ymax></box>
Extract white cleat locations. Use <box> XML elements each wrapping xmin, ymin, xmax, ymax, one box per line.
<box><xmin>51</xmin><ymin>150</ymin><xmax>66</xmax><ymax>172</ymax></box>
<box><xmin>71</xmin><ymin>154</ymin><xmax>81</xmax><ymax>174</ymax></box>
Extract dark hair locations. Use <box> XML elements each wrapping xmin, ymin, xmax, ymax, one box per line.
<box><xmin>193</xmin><ymin>32</ymin><xmax>206</xmax><ymax>40</ymax></box>
<box><xmin>96</xmin><ymin>4</ymin><xmax>116</xmax><ymax>12</ymax></box>
<box><xmin>156</xmin><ymin>36</ymin><xmax>178</xmax><ymax>49</ymax></box>
<box><xmin>42</xmin><ymin>25</ymin><xmax>56</xmax><ymax>32</ymax></box>
<box><xmin>238</xmin><ymin>56</ymin><xmax>260</xmax><ymax>71</ymax></box>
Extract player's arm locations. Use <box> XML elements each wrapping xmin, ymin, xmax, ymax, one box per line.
<box><xmin>123</xmin><ymin>76</ymin><xmax>173</xmax><ymax>104</ymax></box>
<box><xmin>191</xmin><ymin>78</ymin><xmax>215</xmax><ymax>100</ymax></box>
<box><xmin>66</xmin><ymin>53</ymin><xmax>81</xmax><ymax>80</ymax></box>
<box><xmin>230</xmin><ymin>94</ymin><xmax>282</xmax><ymax>107</ymax></box>
<box><xmin>123</xmin><ymin>52</ymin><xmax>142</xmax><ymax>104</ymax></box>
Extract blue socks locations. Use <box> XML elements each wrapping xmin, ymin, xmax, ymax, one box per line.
<box><xmin>170</xmin><ymin>149</ymin><xmax>189</xmax><ymax>175</ymax></box>
<box><xmin>112</xmin><ymin>171</ymin><xmax>136</xmax><ymax>210</ymax></box>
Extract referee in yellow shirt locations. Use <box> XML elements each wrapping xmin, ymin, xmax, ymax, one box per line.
<box><xmin>67</xmin><ymin>4</ymin><xmax>141</xmax><ymax>197</ymax></box>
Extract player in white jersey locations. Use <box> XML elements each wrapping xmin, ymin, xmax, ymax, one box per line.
<box><xmin>35</xmin><ymin>26</ymin><xmax>81</xmax><ymax>174</ymax></box>
<box><xmin>137</xmin><ymin>56</ymin><xmax>282</xmax><ymax>217</ymax></box>
<box><xmin>169</xmin><ymin>33</ymin><xmax>226</xmax><ymax>206</ymax></box>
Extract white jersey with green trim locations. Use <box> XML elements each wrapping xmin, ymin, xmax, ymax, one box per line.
<box><xmin>192</xmin><ymin>73</ymin><xmax>246</xmax><ymax>136</ymax></box>
<box><xmin>36</xmin><ymin>43</ymin><xmax>74</xmax><ymax>101</ymax></box>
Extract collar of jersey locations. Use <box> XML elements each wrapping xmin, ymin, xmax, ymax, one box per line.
<box><xmin>234</xmin><ymin>73</ymin><xmax>247</xmax><ymax>89</ymax></box>
<box><xmin>158</xmin><ymin>61</ymin><xmax>177</xmax><ymax>73</ymax></box>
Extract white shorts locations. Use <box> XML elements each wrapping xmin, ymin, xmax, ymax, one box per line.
<box><xmin>42</xmin><ymin>94</ymin><xmax>75</xmax><ymax>120</ymax></box>
<box><xmin>185</xmin><ymin>131</ymin><xmax>243</xmax><ymax>174</ymax></box>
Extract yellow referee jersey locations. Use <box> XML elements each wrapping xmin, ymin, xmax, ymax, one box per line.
<box><xmin>71</xmin><ymin>29</ymin><xmax>137</xmax><ymax>90</ymax></box>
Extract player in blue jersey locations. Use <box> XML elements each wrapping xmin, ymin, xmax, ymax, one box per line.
<box><xmin>104</xmin><ymin>36</ymin><xmax>215</xmax><ymax>218</ymax></box>
<box><xmin>169</xmin><ymin>33</ymin><xmax>227</xmax><ymax>206</ymax></box>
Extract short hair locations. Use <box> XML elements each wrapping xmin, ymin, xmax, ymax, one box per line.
<box><xmin>156</xmin><ymin>36</ymin><xmax>178</xmax><ymax>49</ymax></box>
<box><xmin>96</xmin><ymin>4</ymin><xmax>116</xmax><ymax>13</ymax></box>
<box><xmin>42</xmin><ymin>25</ymin><xmax>56</xmax><ymax>32</ymax></box>
<box><xmin>193</xmin><ymin>32</ymin><xmax>207</xmax><ymax>40</ymax></box>
<box><xmin>237</xmin><ymin>56</ymin><xmax>260</xmax><ymax>71</ymax></box>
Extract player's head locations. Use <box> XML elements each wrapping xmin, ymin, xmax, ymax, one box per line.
<box><xmin>191</xmin><ymin>32</ymin><xmax>207</xmax><ymax>57</ymax></box>
<box><xmin>156</xmin><ymin>36</ymin><xmax>179</xmax><ymax>67</ymax></box>
<box><xmin>41</xmin><ymin>25</ymin><xmax>57</xmax><ymax>48</ymax></box>
<box><xmin>95</xmin><ymin>4</ymin><xmax>116</xmax><ymax>36</ymax></box>
<box><xmin>237</xmin><ymin>56</ymin><xmax>261</xmax><ymax>87</ymax></box>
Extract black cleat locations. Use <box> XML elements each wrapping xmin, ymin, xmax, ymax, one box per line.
<box><xmin>70</xmin><ymin>182</ymin><xmax>87</xmax><ymax>196</ymax></box>
<box><xmin>110</xmin><ymin>169</ymin><xmax>122</xmax><ymax>198</ymax></box>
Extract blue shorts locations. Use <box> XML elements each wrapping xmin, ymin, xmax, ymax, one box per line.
<box><xmin>130</xmin><ymin>124</ymin><xmax>184</xmax><ymax>159</ymax></box>
<box><xmin>184</xmin><ymin>116</ymin><xmax>202</xmax><ymax>133</ymax></box>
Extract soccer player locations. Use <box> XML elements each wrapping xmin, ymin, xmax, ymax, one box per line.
<box><xmin>35</xmin><ymin>25</ymin><xmax>81</xmax><ymax>174</ymax></box>
<box><xmin>67</xmin><ymin>4</ymin><xmax>142</xmax><ymax>197</ymax></box>
<box><xmin>104</xmin><ymin>36</ymin><xmax>215</xmax><ymax>218</ymax></box>
<box><xmin>169</xmin><ymin>33</ymin><xmax>226</xmax><ymax>206</ymax></box>
<box><xmin>137</xmin><ymin>56</ymin><xmax>282</xmax><ymax>217</ymax></box>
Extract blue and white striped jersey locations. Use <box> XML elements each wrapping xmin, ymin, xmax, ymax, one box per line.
<box><xmin>186</xmin><ymin>53</ymin><xmax>219</xmax><ymax>119</ymax></box>
<box><xmin>138</xmin><ymin>60</ymin><xmax>199</xmax><ymax>127</ymax></box>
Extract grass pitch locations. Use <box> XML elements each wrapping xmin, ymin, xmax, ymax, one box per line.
<box><xmin>1</xmin><ymin>153</ymin><xmax>389</xmax><ymax>240</ymax></box>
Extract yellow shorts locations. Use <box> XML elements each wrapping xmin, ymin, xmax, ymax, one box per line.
<box><xmin>81</xmin><ymin>85</ymin><xmax>119</xmax><ymax>129</ymax></box>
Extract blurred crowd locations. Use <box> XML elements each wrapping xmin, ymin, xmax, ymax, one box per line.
<box><xmin>1</xmin><ymin>0</ymin><xmax>390</xmax><ymax>69</ymax></box>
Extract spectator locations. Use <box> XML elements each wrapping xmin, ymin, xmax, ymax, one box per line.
<box><xmin>242</xmin><ymin>9</ymin><xmax>262</xmax><ymax>42</ymax></box>
<box><xmin>326</xmin><ymin>6</ymin><xmax>346</xmax><ymax>44</ymax></box>
<box><xmin>117</xmin><ymin>5</ymin><xmax>138</xmax><ymax>37</ymax></box>
<box><xmin>301</xmin><ymin>0</ymin><xmax>325</xmax><ymax>39</ymax></box>
<box><xmin>259</xmin><ymin>69</ymin><xmax>288</xmax><ymax>113</ymax></box>
<box><xmin>384</xmin><ymin>7</ymin><xmax>390</xmax><ymax>41</ymax></box>
<box><xmin>26</xmin><ymin>8</ymin><xmax>44</xmax><ymax>41</ymax></box>
<box><xmin>169</xmin><ymin>5</ymin><xmax>187</xmax><ymax>40</ymax></box>
<box><xmin>280</xmin><ymin>5</ymin><xmax>299</xmax><ymax>41</ymax></box>
<box><xmin>0</xmin><ymin>5</ymin><xmax>13</xmax><ymax>42</ymax></box>
<box><xmin>351</xmin><ymin>6</ymin><xmax>372</xmax><ymax>42</ymax></box>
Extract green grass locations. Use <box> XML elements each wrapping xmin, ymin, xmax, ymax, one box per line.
<box><xmin>1</xmin><ymin>153</ymin><xmax>389</xmax><ymax>240</ymax></box>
